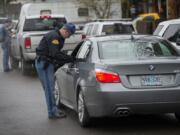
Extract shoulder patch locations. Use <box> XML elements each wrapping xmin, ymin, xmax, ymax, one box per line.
<box><xmin>52</xmin><ymin>39</ymin><xmax>59</xmax><ymax>45</ymax></box>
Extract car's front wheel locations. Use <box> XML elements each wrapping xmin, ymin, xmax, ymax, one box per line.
<box><xmin>77</xmin><ymin>90</ymin><xmax>91</xmax><ymax>127</ymax></box>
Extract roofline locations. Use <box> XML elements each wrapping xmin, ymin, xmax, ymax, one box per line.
<box><xmin>159</xmin><ymin>19</ymin><xmax>180</xmax><ymax>25</ymax></box>
<box><xmin>88</xmin><ymin>34</ymin><xmax>163</xmax><ymax>41</ymax></box>
<box><xmin>85</xmin><ymin>21</ymin><xmax>133</xmax><ymax>25</ymax></box>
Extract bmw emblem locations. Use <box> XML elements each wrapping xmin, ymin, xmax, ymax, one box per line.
<box><xmin>149</xmin><ymin>65</ymin><xmax>155</xmax><ymax>71</ymax></box>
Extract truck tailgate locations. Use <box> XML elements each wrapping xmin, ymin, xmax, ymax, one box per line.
<box><xmin>23</xmin><ymin>32</ymin><xmax>47</xmax><ymax>52</ymax></box>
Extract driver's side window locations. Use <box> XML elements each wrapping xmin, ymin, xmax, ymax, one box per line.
<box><xmin>71</xmin><ymin>41</ymin><xmax>84</xmax><ymax>57</ymax></box>
<box><xmin>169</xmin><ymin>29</ymin><xmax>180</xmax><ymax>42</ymax></box>
<box><xmin>76</xmin><ymin>40</ymin><xmax>91</xmax><ymax>59</ymax></box>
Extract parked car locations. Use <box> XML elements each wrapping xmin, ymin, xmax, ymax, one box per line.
<box><xmin>82</xmin><ymin>20</ymin><xmax>136</xmax><ymax>39</ymax></box>
<box><xmin>153</xmin><ymin>19</ymin><xmax>180</xmax><ymax>51</ymax></box>
<box><xmin>10</xmin><ymin>3</ymin><xmax>67</xmax><ymax>75</ymax></box>
<box><xmin>54</xmin><ymin>34</ymin><xmax>180</xmax><ymax>127</ymax></box>
<box><xmin>0</xmin><ymin>17</ymin><xmax>8</xmax><ymax>24</ymax></box>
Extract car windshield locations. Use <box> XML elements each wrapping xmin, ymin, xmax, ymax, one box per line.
<box><xmin>102</xmin><ymin>23</ymin><xmax>134</xmax><ymax>35</ymax></box>
<box><xmin>98</xmin><ymin>40</ymin><xmax>178</xmax><ymax>60</ymax></box>
<box><xmin>23</xmin><ymin>17</ymin><xmax>66</xmax><ymax>31</ymax></box>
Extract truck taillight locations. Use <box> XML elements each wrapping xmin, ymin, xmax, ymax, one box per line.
<box><xmin>24</xmin><ymin>37</ymin><xmax>31</xmax><ymax>49</ymax></box>
<box><xmin>95</xmin><ymin>69</ymin><xmax>121</xmax><ymax>83</ymax></box>
<box><xmin>40</xmin><ymin>15</ymin><xmax>51</xmax><ymax>19</ymax></box>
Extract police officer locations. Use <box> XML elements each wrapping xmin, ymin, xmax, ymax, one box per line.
<box><xmin>35</xmin><ymin>23</ymin><xmax>76</xmax><ymax>119</ymax></box>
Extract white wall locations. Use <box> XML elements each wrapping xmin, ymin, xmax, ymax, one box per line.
<box><xmin>17</xmin><ymin>0</ymin><xmax>122</xmax><ymax>23</ymax></box>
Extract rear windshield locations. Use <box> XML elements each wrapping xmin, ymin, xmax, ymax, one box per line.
<box><xmin>23</xmin><ymin>18</ymin><xmax>66</xmax><ymax>31</ymax></box>
<box><xmin>98</xmin><ymin>40</ymin><xmax>178</xmax><ymax>60</ymax></box>
<box><xmin>102</xmin><ymin>23</ymin><xmax>134</xmax><ymax>35</ymax></box>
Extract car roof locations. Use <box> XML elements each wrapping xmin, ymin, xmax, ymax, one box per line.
<box><xmin>158</xmin><ymin>18</ymin><xmax>180</xmax><ymax>25</ymax></box>
<box><xmin>85</xmin><ymin>21</ymin><xmax>133</xmax><ymax>25</ymax></box>
<box><xmin>88</xmin><ymin>34</ymin><xmax>164</xmax><ymax>42</ymax></box>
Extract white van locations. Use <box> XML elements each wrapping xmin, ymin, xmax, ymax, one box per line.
<box><xmin>10</xmin><ymin>3</ymin><xmax>67</xmax><ymax>75</ymax></box>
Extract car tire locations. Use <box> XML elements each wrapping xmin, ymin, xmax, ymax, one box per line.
<box><xmin>77</xmin><ymin>90</ymin><xmax>91</xmax><ymax>127</ymax></box>
<box><xmin>175</xmin><ymin>113</ymin><xmax>180</xmax><ymax>121</ymax></box>
<box><xmin>21</xmin><ymin>58</ymin><xmax>31</xmax><ymax>75</ymax></box>
<box><xmin>10</xmin><ymin>56</ymin><xmax>19</xmax><ymax>69</ymax></box>
<box><xmin>54</xmin><ymin>78</ymin><xmax>64</xmax><ymax>109</ymax></box>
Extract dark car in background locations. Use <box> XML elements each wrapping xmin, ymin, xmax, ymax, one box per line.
<box><xmin>54</xmin><ymin>34</ymin><xmax>180</xmax><ymax>127</ymax></box>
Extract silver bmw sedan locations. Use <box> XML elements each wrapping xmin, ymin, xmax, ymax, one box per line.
<box><xmin>54</xmin><ymin>35</ymin><xmax>180</xmax><ymax>127</ymax></box>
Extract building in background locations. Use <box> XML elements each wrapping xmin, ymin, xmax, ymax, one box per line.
<box><xmin>121</xmin><ymin>0</ymin><xmax>180</xmax><ymax>20</ymax></box>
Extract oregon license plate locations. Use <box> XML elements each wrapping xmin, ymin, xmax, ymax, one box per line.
<box><xmin>141</xmin><ymin>75</ymin><xmax>162</xmax><ymax>86</ymax></box>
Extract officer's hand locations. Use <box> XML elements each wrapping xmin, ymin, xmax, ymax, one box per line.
<box><xmin>74</xmin><ymin>58</ymin><xmax>85</xmax><ymax>62</ymax></box>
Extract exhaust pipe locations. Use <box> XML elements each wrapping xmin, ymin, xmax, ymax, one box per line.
<box><xmin>115</xmin><ymin>107</ymin><xmax>131</xmax><ymax>117</ymax></box>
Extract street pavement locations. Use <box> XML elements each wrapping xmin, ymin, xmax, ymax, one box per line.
<box><xmin>0</xmin><ymin>49</ymin><xmax>180</xmax><ymax>135</ymax></box>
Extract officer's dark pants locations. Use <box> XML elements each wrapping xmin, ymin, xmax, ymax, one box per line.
<box><xmin>35</xmin><ymin>59</ymin><xmax>59</xmax><ymax>117</ymax></box>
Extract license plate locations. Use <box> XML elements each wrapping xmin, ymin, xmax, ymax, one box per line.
<box><xmin>141</xmin><ymin>75</ymin><xmax>162</xmax><ymax>86</ymax></box>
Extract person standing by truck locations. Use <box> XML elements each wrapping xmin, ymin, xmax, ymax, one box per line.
<box><xmin>0</xmin><ymin>19</ymin><xmax>12</xmax><ymax>72</ymax></box>
<box><xmin>35</xmin><ymin>23</ymin><xmax>76</xmax><ymax>119</ymax></box>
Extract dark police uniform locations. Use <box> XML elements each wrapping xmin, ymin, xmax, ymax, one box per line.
<box><xmin>35</xmin><ymin>28</ymin><xmax>73</xmax><ymax>118</ymax></box>
<box><xmin>36</xmin><ymin>28</ymin><xmax>74</xmax><ymax>68</ymax></box>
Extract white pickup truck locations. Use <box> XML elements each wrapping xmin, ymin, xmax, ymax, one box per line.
<box><xmin>10</xmin><ymin>3</ymin><xmax>67</xmax><ymax>75</ymax></box>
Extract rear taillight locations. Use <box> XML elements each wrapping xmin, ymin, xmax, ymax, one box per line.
<box><xmin>81</xmin><ymin>34</ymin><xmax>86</xmax><ymax>40</ymax></box>
<box><xmin>24</xmin><ymin>37</ymin><xmax>31</xmax><ymax>49</ymax></box>
<box><xmin>95</xmin><ymin>69</ymin><xmax>121</xmax><ymax>83</ymax></box>
<box><xmin>40</xmin><ymin>15</ymin><xmax>51</xmax><ymax>19</ymax></box>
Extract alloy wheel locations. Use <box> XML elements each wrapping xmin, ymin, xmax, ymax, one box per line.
<box><xmin>54</xmin><ymin>78</ymin><xmax>60</xmax><ymax>106</ymax></box>
<box><xmin>78</xmin><ymin>90</ymin><xmax>85</xmax><ymax>123</ymax></box>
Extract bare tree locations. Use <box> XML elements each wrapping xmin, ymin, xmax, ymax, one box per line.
<box><xmin>77</xmin><ymin>0</ymin><xmax>118</xmax><ymax>18</ymax></box>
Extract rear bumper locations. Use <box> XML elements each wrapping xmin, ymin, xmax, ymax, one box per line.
<box><xmin>23</xmin><ymin>52</ymin><xmax>36</xmax><ymax>61</ymax></box>
<box><xmin>82</xmin><ymin>86</ymin><xmax>180</xmax><ymax>117</ymax></box>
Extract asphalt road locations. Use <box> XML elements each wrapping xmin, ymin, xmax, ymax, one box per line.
<box><xmin>0</xmin><ymin>50</ymin><xmax>180</xmax><ymax>135</ymax></box>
